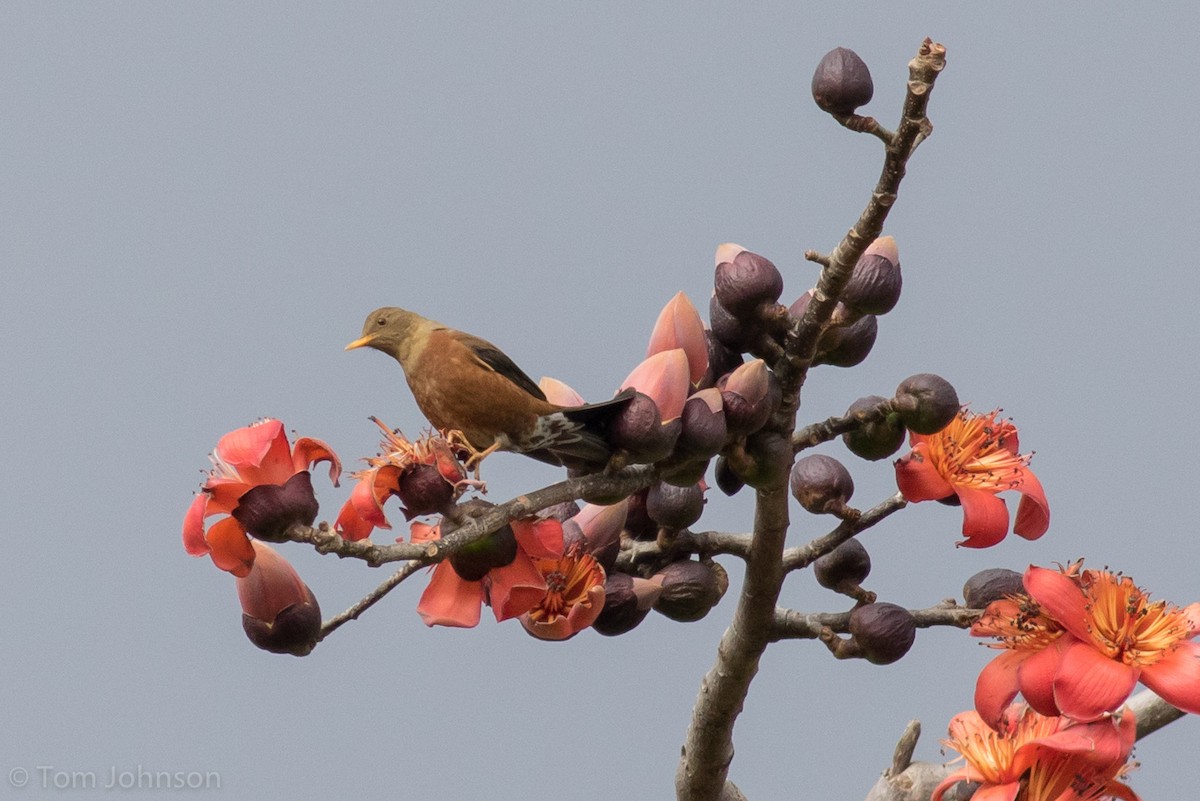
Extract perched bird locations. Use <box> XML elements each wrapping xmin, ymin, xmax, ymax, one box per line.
<box><xmin>346</xmin><ymin>307</ymin><xmax>633</xmax><ymax>470</ymax></box>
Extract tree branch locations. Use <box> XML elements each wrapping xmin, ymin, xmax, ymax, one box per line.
<box><xmin>782</xmin><ymin>492</ymin><xmax>907</xmax><ymax>572</ymax></box>
<box><xmin>772</xmin><ymin>601</ymin><xmax>980</xmax><ymax>641</ymax></box>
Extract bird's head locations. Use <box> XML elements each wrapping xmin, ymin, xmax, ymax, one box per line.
<box><xmin>345</xmin><ymin>307</ymin><xmax>429</xmax><ymax>364</ymax></box>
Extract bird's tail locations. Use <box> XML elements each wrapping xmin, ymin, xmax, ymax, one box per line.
<box><xmin>525</xmin><ymin>388</ymin><xmax>636</xmax><ymax>471</ymax></box>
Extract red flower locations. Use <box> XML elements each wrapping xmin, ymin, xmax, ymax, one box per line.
<box><xmin>1024</xmin><ymin>564</ymin><xmax>1200</xmax><ymax>721</ymax></box>
<box><xmin>520</xmin><ymin>546</ymin><xmax>606</xmax><ymax>640</ymax></box>
<box><xmin>971</xmin><ymin>588</ymin><xmax>1070</xmax><ymax>728</ymax></box>
<box><xmin>237</xmin><ymin>541</ymin><xmax>322</xmax><ymax>657</ymax></box>
<box><xmin>933</xmin><ymin>704</ymin><xmax>1137</xmax><ymax>801</ymax></box>
<box><xmin>894</xmin><ymin>408</ymin><xmax>1049</xmax><ymax>548</ymax></box>
<box><xmin>334</xmin><ymin>421</ymin><xmax>476</xmax><ymax>541</ymax></box>
<box><xmin>414</xmin><ymin>517</ymin><xmax>564</xmax><ymax>628</ymax></box>
<box><xmin>183</xmin><ymin>419</ymin><xmax>340</xmax><ymax>576</ymax></box>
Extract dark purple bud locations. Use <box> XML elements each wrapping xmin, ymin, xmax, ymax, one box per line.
<box><xmin>813</xmin><ymin>539</ymin><xmax>872</xmax><ymax>591</ymax></box>
<box><xmin>709</xmin><ymin>293</ymin><xmax>762</xmax><ymax>352</ymax></box>
<box><xmin>811</xmin><ymin>46</ymin><xmax>874</xmax><ymax>116</ymax></box>
<box><xmin>963</xmin><ymin>568</ymin><xmax>1025</xmax><ymax>609</ymax></box>
<box><xmin>814</xmin><ymin>314</ymin><xmax>877</xmax><ymax>367</ymax></box>
<box><xmin>593</xmin><ymin>574</ymin><xmax>664</xmax><ymax>636</ymax></box>
<box><xmin>231</xmin><ymin>471</ymin><xmax>319</xmax><ymax>542</ymax></box>
<box><xmin>714</xmin><ymin>455</ymin><xmax>745</xmax><ymax>496</ymax></box>
<box><xmin>720</xmin><ymin>359</ymin><xmax>774</xmax><ymax>436</ymax></box>
<box><xmin>646</xmin><ymin>480</ymin><xmax>706</xmax><ymax>530</ymax></box>
<box><xmin>396</xmin><ymin>463</ymin><xmax>455</xmax><ymax>519</ymax></box>
<box><xmin>699</xmin><ymin>329</ymin><xmax>745</xmax><ymax>389</ymax></box>
<box><xmin>849</xmin><ymin>602</ymin><xmax>916</xmax><ymax>665</ymax></box>
<box><xmin>623</xmin><ymin>488</ymin><xmax>658</xmax><ymax>541</ymax></box>
<box><xmin>659</xmin><ymin>456</ymin><xmax>711</xmax><ymax>488</ymax></box>
<box><xmin>893</xmin><ymin>373</ymin><xmax>960</xmax><ymax>434</ymax></box>
<box><xmin>714</xmin><ymin>250</ymin><xmax>784</xmax><ymax>318</ymax></box>
<box><xmin>449</xmin><ymin>524</ymin><xmax>518</xmax><ymax>582</ymax></box>
<box><xmin>241</xmin><ymin>584</ymin><xmax>322</xmax><ymax>657</ymax></box>
<box><xmin>653</xmin><ymin>559</ymin><xmax>729</xmax><ymax>622</ymax></box>
<box><xmin>609</xmin><ymin>392</ymin><xmax>681</xmax><ymax>464</ymax></box>
<box><xmin>739</xmin><ymin>431</ymin><xmax>793</xmax><ymax>491</ymax></box>
<box><xmin>787</xmin><ymin>289</ymin><xmax>814</xmax><ymax>320</ymax></box>
<box><xmin>540</xmin><ymin>500</ymin><xmax>582</xmax><ymax>524</ymax></box>
<box><xmin>789</xmin><ymin>453</ymin><xmax>854</xmax><ymax>515</ymax></box>
<box><xmin>842</xmin><ymin>237</ymin><xmax>901</xmax><ymax>315</ymax></box>
<box><xmin>841</xmin><ymin>395</ymin><xmax>906</xmax><ymax>461</ymax></box>
<box><xmin>674</xmin><ymin>389</ymin><xmax>727</xmax><ymax>459</ymax></box>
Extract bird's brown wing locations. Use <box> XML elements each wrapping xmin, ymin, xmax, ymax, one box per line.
<box><xmin>456</xmin><ymin>332</ymin><xmax>549</xmax><ymax>402</ymax></box>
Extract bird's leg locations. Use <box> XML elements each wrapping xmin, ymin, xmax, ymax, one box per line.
<box><xmin>464</xmin><ymin>440</ymin><xmax>500</xmax><ymax>478</ymax></box>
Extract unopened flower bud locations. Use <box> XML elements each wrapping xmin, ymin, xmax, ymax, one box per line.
<box><xmin>674</xmin><ymin>388</ymin><xmax>728</xmax><ymax>459</ymax></box>
<box><xmin>593</xmin><ymin>573</ymin><xmax>664</xmax><ymax>636</ymax></box>
<box><xmin>659</xmin><ymin>456</ymin><xmax>711</xmax><ymax>488</ymax></box>
<box><xmin>609</xmin><ymin>391</ymin><xmax>682</xmax><ymax>464</ymax></box>
<box><xmin>699</xmin><ymin>330</ymin><xmax>746</xmax><ymax>390</ymax></box>
<box><xmin>789</xmin><ymin>453</ymin><xmax>854</xmax><ymax>515</ymax></box>
<box><xmin>646</xmin><ymin>480</ymin><xmax>706</xmax><ymax>530</ymax></box>
<box><xmin>647</xmin><ymin>292</ymin><xmax>709</xmax><ymax>385</ymax></box>
<box><xmin>230</xmin><ymin>471</ymin><xmax>319</xmax><ymax>542</ymax></box>
<box><xmin>709</xmin><ymin>293</ymin><xmax>763</xmax><ymax>353</ymax></box>
<box><xmin>720</xmin><ymin>359</ymin><xmax>774</xmax><ymax>436</ymax></box>
<box><xmin>449</xmin><ymin>524</ymin><xmax>518</xmax><ymax>582</ymax></box>
<box><xmin>893</xmin><ymin>373</ymin><xmax>959</xmax><ymax>434</ymax></box>
<box><xmin>623</xmin><ymin>488</ymin><xmax>658</xmax><ymax>541</ymax></box>
<box><xmin>841</xmin><ymin>395</ymin><xmax>905</xmax><ymax>461</ymax></box>
<box><xmin>815</xmin><ymin>314</ymin><xmax>877</xmax><ymax>367</ymax></box>
<box><xmin>237</xmin><ymin>542</ymin><xmax>321</xmax><ymax>657</ymax></box>
<box><xmin>739</xmin><ymin>431</ymin><xmax>793</xmax><ymax>491</ymax></box>
<box><xmin>813</xmin><ymin>539</ymin><xmax>872</xmax><ymax>592</ymax></box>
<box><xmin>963</xmin><ymin>568</ymin><xmax>1024</xmax><ymax>609</ymax></box>
<box><xmin>811</xmin><ymin>47</ymin><xmax>874</xmax><ymax>116</ymax></box>
<box><xmin>540</xmin><ymin>500</ymin><xmax>581</xmax><ymax>523</ymax></box>
<box><xmin>654</xmin><ymin>559</ymin><xmax>729</xmax><ymax>622</ymax></box>
<box><xmin>714</xmin><ymin>248</ymin><xmax>784</xmax><ymax>318</ymax></box>
<box><xmin>842</xmin><ymin>237</ymin><xmax>901</xmax><ymax>316</ymax></box>
<box><xmin>714</xmin><ymin>455</ymin><xmax>745</xmax><ymax>496</ymax></box>
<box><xmin>849</xmin><ymin>602</ymin><xmax>916</xmax><ymax>665</ymax></box>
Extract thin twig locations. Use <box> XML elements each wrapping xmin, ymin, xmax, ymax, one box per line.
<box><xmin>319</xmin><ymin>560</ymin><xmax>426</xmax><ymax>639</ymax></box>
<box><xmin>782</xmin><ymin>492</ymin><xmax>907</xmax><ymax>572</ymax></box>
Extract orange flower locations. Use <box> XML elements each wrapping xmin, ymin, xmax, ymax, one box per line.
<box><xmin>520</xmin><ymin>546</ymin><xmax>606</xmax><ymax>640</ymax></box>
<box><xmin>894</xmin><ymin>408</ymin><xmax>1049</xmax><ymax>548</ymax></box>
<box><xmin>183</xmin><ymin>419</ymin><xmax>340</xmax><ymax>576</ymax></box>
<box><xmin>334</xmin><ymin>421</ymin><xmax>476</xmax><ymax>541</ymax></box>
<box><xmin>414</xmin><ymin>518</ymin><xmax>564</xmax><ymax>628</ymax></box>
<box><xmin>933</xmin><ymin>704</ymin><xmax>1137</xmax><ymax>801</ymax></box>
<box><xmin>1025</xmin><ymin>564</ymin><xmax>1200</xmax><ymax>721</ymax></box>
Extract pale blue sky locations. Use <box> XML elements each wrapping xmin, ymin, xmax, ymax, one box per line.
<box><xmin>4</xmin><ymin>4</ymin><xmax>1198</xmax><ymax>799</ymax></box>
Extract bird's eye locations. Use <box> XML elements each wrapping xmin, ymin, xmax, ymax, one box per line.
<box><xmin>376</xmin><ymin>317</ymin><xmax>387</xmax><ymax>327</ymax></box>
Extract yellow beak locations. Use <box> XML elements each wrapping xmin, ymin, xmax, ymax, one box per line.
<box><xmin>344</xmin><ymin>334</ymin><xmax>377</xmax><ymax>351</ymax></box>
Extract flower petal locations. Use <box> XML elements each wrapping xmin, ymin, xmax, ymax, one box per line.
<box><xmin>894</xmin><ymin>445</ymin><xmax>954</xmax><ymax>502</ymax></box>
<box><xmin>1012</xmin><ymin>472</ymin><xmax>1050</xmax><ymax>540</ymax></box>
<box><xmin>236</xmin><ymin>541</ymin><xmax>309</xmax><ymax>622</ymax></box>
<box><xmin>205</xmin><ymin>516</ymin><xmax>256</xmax><ymax>577</ymax></box>
<box><xmin>956</xmin><ymin>486</ymin><xmax>1011</xmax><ymax>548</ymax></box>
<box><xmin>487</xmin><ymin>551</ymin><xmax>549</xmax><ymax>622</ymax></box>
<box><xmin>511</xmin><ymin>518</ymin><xmax>564</xmax><ymax>560</ymax></box>
<box><xmin>291</xmin><ymin>436</ymin><xmax>342</xmax><ymax>486</ymax></box>
<box><xmin>1024</xmin><ymin>566</ymin><xmax>1091</xmax><ymax>643</ymax></box>
<box><xmin>975</xmin><ymin>650</ymin><xmax>1025</xmax><ymax>729</ymax></box>
<box><xmin>1017</xmin><ymin>638</ymin><xmax>1066</xmax><ymax>718</ymax></box>
<box><xmin>417</xmin><ymin>562</ymin><xmax>483</xmax><ymax>628</ymax></box>
<box><xmin>182</xmin><ymin>494</ymin><xmax>211</xmax><ymax>556</ymax></box>
<box><xmin>1053</xmin><ymin>639</ymin><xmax>1139</xmax><ymax>721</ymax></box>
<box><xmin>1140</xmin><ymin>639</ymin><xmax>1200</xmax><ymax>715</ymax></box>
<box><xmin>217</xmin><ymin>419</ymin><xmax>294</xmax><ymax>485</ymax></box>
<box><xmin>570</xmin><ymin>500</ymin><xmax>629</xmax><ymax>555</ymax></box>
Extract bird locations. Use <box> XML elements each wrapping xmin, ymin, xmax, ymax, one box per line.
<box><xmin>346</xmin><ymin>307</ymin><xmax>634</xmax><ymax>471</ymax></box>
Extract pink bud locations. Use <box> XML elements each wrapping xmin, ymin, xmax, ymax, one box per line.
<box><xmin>647</xmin><ymin>292</ymin><xmax>708</xmax><ymax>385</ymax></box>
<box><xmin>237</xmin><ymin>542</ymin><xmax>321</xmax><ymax>656</ymax></box>
<box><xmin>619</xmin><ymin>349</ymin><xmax>690</xmax><ymax>422</ymax></box>
<box><xmin>539</xmin><ymin>376</ymin><xmax>586</xmax><ymax>407</ymax></box>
